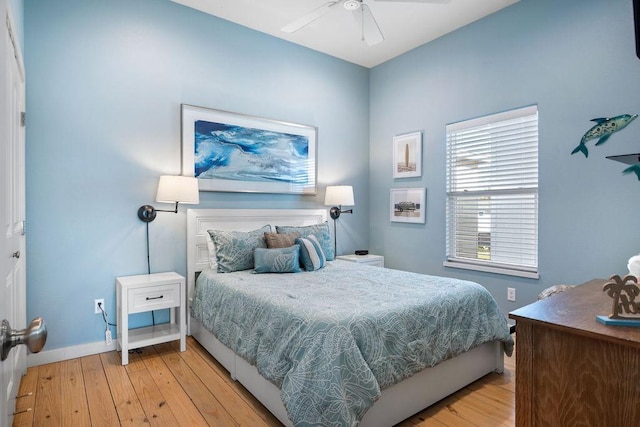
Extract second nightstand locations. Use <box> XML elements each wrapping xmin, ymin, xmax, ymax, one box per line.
<box><xmin>116</xmin><ymin>272</ymin><xmax>186</xmax><ymax>365</ymax></box>
<box><xmin>336</xmin><ymin>254</ymin><xmax>384</xmax><ymax>267</ymax></box>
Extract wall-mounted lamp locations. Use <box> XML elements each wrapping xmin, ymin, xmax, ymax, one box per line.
<box><xmin>138</xmin><ymin>175</ymin><xmax>199</xmax><ymax>275</ymax></box>
<box><xmin>324</xmin><ymin>185</ymin><xmax>355</xmax><ymax>255</ymax></box>
<box><xmin>137</xmin><ymin>175</ymin><xmax>200</xmax><ymax>222</ymax></box>
<box><xmin>324</xmin><ymin>185</ymin><xmax>354</xmax><ymax>219</ymax></box>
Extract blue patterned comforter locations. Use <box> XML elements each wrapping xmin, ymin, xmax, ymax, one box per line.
<box><xmin>192</xmin><ymin>261</ymin><xmax>513</xmax><ymax>426</ymax></box>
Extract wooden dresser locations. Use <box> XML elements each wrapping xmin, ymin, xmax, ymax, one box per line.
<box><xmin>509</xmin><ymin>279</ymin><xmax>640</xmax><ymax>426</ymax></box>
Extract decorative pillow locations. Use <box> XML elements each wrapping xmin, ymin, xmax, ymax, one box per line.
<box><xmin>296</xmin><ymin>235</ymin><xmax>326</xmax><ymax>271</ymax></box>
<box><xmin>205</xmin><ymin>232</ymin><xmax>218</xmax><ymax>271</ymax></box>
<box><xmin>276</xmin><ymin>222</ymin><xmax>334</xmax><ymax>260</ymax></box>
<box><xmin>253</xmin><ymin>245</ymin><xmax>301</xmax><ymax>274</ymax></box>
<box><xmin>208</xmin><ymin>225</ymin><xmax>270</xmax><ymax>273</ymax></box>
<box><xmin>264</xmin><ymin>232</ymin><xmax>300</xmax><ymax>249</ymax></box>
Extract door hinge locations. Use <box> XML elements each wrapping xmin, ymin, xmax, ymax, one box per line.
<box><xmin>20</xmin><ymin>112</ymin><xmax>26</xmax><ymax>127</ymax></box>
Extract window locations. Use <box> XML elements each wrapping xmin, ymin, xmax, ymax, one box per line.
<box><xmin>445</xmin><ymin>105</ymin><xmax>539</xmax><ymax>279</ymax></box>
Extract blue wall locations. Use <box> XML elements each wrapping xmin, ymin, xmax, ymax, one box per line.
<box><xmin>24</xmin><ymin>0</ymin><xmax>370</xmax><ymax>350</ymax></box>
<box><xmin>370</xmin><ymin>0</ymin><xmax>640</xmax><ymax>310</ymax></box>
<box><xmin>23</xmin><ymin>0</ymin><xmax>640</xmax><ymax>352</ymax></box>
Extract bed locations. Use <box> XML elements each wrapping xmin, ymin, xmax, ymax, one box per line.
<box><xmin>186</xmin><ymin>208</ymin><xmax>513</xmax><ymax>427</ymax></box>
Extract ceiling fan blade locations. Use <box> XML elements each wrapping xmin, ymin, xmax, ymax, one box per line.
<box><xmin>282</xmin><ymin>1</ymin><xmax>340</xmax><ymax>33</ymax></box>
<box><xmin>354</xmin><ymin>4</ymin><xmax>384</xmax><ymax>46</ymax></box>
<box><xmin>373</xmin><ymin>0</ymin><xmax>451</xmax><ymax>3</ymax></box>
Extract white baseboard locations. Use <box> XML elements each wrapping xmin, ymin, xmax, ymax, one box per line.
<box><xmin>27</xmin><ymin>340</ymin><xmax>117</xmax><ymax>367</ymax></box>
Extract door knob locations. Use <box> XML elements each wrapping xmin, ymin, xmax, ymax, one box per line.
<box><xmin>11</xmin><ymin>251</ymin><xmax>20</xmax><ymax>259</ymax></box>
<box><xmin>1</xmin><ymin>317</ymin><xmax>47</xmax><ymax>361</ymax></box>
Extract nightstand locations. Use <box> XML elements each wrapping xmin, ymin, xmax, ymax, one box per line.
<box><xmin>116</xmin><ymin>272</ymin><xmax>186</xmax><ymax>365</ymax></box>
<box><xmin>336</xmin><ymin>254</ymin><xmax>384</xmax><ymax>267</ymax></box>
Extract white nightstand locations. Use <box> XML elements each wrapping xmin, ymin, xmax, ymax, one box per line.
<box><xmin>116</xmin><ymin>272</ymin><xmax>186</xmax><ymax>365</ymax></box>
<box><xmin>336</xmin><ymin>254</ymin><xmax>384</xmax><ymax>267</ymax></box>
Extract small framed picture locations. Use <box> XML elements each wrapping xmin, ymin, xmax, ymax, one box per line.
<box><xmin>390</xmin><ymin>188</ymin><xmax>426</xmax><ymax>223</ymax></box>
<box><xmin>393</xmin><ymin>132</ymin><xmax>422</xmax><ymax>178</ymax></box>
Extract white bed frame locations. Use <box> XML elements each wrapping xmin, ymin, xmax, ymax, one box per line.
<box><xmin>186</xmin><ymin>208</ymin><xmax>504</xmax><ymax>427</ymax></box>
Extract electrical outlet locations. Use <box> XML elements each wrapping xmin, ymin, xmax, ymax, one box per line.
<box><xmin>105</xmin><ymin>330</ymin><xmax>112</xmax><ymax>345</ymax></box>
<box><xmin>94</xmin><ymin>298</ymin><xmax>105</xmax><ymax>314</ymax></box>
<box><xmin>507</xmin><ymin>288</ymin><xmax>516</xmax><ymax>302</ymax></box>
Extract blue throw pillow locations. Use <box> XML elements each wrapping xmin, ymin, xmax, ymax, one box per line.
<box><xmin>296</xmin><ymin>235</ymin><xmax>326</xmax><ymax>271</ymax></box>
<box><xmin>253</xmin><ymin>245</ymin><xmax>301</xmax><ymax>274</ymax></box>
<box><xmin>208</xmin><ymin>225</ymin><xmax>270</xmax><ymax>273</ymax></box>
<box><xmin>276</xmin><ymin>222</ymin><xmax>334</xmax><ymax>260</ymax></box>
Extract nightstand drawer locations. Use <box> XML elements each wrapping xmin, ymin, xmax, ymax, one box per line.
<box><xmin>128</xmin><ymin>283</ymin><xmax>180</xmax><ymax>313</ymax></box>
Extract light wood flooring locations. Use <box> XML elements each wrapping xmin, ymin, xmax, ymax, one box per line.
<box><xmin>12</xmin><ymin>336</ymin><xmax>515</xmax><ymax>426</ymax></box>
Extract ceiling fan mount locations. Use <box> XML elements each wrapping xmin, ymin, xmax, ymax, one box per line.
<box><xmin>343</xmin><ymin>0</ymin><xmax>362</xmax><ymax>11</ymax></box>
<box><xmin>281</xmin><ymin>0</ymin><xmax>451</xmax><ymax>46</ymax></box>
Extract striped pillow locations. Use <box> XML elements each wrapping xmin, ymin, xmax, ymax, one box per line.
<box><xmin>275</xmin><ymin>222</ymin><xmax>334</xmax><ymax>260</ymax></box>
<box><xmin>296</xmin><ymin>235</ymin><xmax>326</xmax><ymax>271</ymax></box>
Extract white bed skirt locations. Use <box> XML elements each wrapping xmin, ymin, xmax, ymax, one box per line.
<box><xmin>190</xmin><ymin>316</ymin><xmax>504</xmax><ymax>427</ymax></box>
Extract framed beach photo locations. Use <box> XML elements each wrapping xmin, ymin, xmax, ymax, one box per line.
<box><xmin>181</xmin><ymin>104</ymin><xmax>318</xmax><ymax>194</ymax></box>
<box><xmin>390</xmin><ymin>188</ymin><xmax>426</xmax><ymax>223</ymax></box>
<box><xmin>392</xmin><ymin>131</ymin><xmax>422</xmax><ymax>178</ymax></box>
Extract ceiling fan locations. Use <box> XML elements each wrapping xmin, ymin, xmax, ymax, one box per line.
<box><xmin>281</xmin><ymin>0</ymin><xmax>452</xmax><ymax>46</ymax></box>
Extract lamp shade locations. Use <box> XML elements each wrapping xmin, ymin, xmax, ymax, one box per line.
<box><xmin>155</xmin><ymin>175</ymin><xmax>200</xmax><ymax>204</ymax></box>
<box><xmin>324</xmin><ymin>185</ymin><xmax>354</xmax><ymax>206</ymax></box>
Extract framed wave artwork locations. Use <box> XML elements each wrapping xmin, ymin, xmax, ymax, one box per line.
<box><xmin>181</xmin><ymin>104</ymin><xmax>318</xmax><ymax>194</ymax></box>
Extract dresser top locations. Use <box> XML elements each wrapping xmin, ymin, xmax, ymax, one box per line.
<box><xmin>509</xmin><ymin>279</ymin><xmax>640</xmax><ymax>348</ymax></box>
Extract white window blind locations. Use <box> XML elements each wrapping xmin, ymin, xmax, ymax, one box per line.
<box><xmin>445</xmin><ymin>105</ymin><xmax>539</xmax><ymax>278</ymax></box>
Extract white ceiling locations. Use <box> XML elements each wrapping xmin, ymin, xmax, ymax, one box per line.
<box><xmin>171</xmin><ymin>0</ymin><xmax>519</xmax><ymax>68</ymax></box>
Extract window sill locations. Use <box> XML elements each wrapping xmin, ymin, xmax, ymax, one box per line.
<box><xmin>443</xmin><ymin>261</ymin><xmax>539</xmax><ymax>280</ymax></box>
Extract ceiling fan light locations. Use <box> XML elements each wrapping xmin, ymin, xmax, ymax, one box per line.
<box><xmin>343</xmin><ymin>0</ymin><xmax>361</xmax><ymax>11</ymax></box>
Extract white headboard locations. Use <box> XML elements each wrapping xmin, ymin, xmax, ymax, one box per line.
<box><xmin>186</xmin><ymin>208</ymin><xmax>328</xmax><ymax>312</ymax></box>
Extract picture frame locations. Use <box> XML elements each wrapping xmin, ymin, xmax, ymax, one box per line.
<box><xmin>181</xmin><ymin>104</ymin><xmax>318</xmax><ymax>194</ymax></box>
<box><xmin>390</xmin><ymin>188</ymin><xmax>426</xmax><ymax>223</ymax></box>
<box><xmin>392</xmin><ymin>131</ymin><xmax>422</xmax><ymax>178</ymax></box>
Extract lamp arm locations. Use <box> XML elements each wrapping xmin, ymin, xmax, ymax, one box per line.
<box><xmin>137</xmin><ymin>202</ymin><xmax>180</xmax><ymax>222</ymax></box>
<box><xmin>155</xmin><ymin>202</ymin><xmax>179</xmax><ymax>214</ymax></box>
<box><xmin>329</xmin><ymin>205</ymin><xmax>353</xmax><ymax>220</ymax></box>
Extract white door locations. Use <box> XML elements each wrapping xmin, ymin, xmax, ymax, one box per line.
<box><xmin>1</xmin><ymin>0</ymin><xmax>27</xmax><ymax>425</ymax></box>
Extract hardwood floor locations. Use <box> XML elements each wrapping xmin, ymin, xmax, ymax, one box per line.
<box><xmin>12</xmin><ymin>336</ymin><xmax>515</xmax><ymax>426</ymax></box>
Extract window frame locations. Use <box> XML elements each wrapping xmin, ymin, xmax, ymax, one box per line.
<box><xmin>444</xmin><ymin>105</ymin><xmax>539</xmax><ymax>279</ymax></box>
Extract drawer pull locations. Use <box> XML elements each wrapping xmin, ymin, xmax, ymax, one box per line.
<box><xmin>145</xmin><ymin>295</ymin><xmax>164</xmax><ymax>301</ymax></box>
